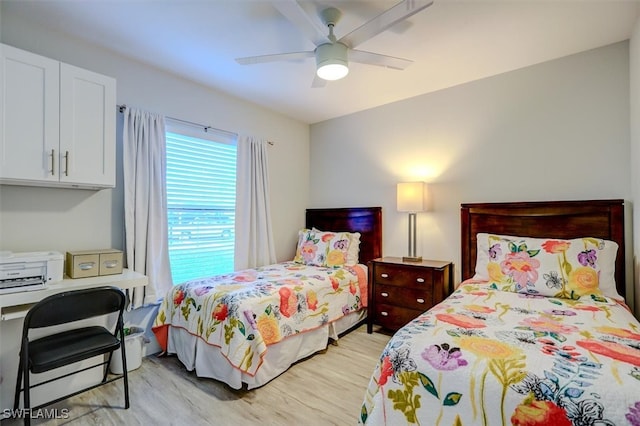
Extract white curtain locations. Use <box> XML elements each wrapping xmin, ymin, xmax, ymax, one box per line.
<box><xmin>123</xmin><ymin>107</ymin><xmax>173</xmax><ymax>308</ymax></box>
<box><xmin>234</xmin><ymin>136</ymin><xmax>277</xmax><ymax>270</ymax></box>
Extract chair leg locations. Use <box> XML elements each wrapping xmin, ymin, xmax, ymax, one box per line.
<box><xmin>13</xmin><ymin>349</ymin><xmax>23</xmax><ymax>410</ymax></box>
<box><xmin>123</xmin><ymin>367</ymin><xmax>130</xmax><ymax>409</ymax></box>
<box><xmin>120</xmin><ymin>339</ymin><xmax>130</xmax><ymax>409</ymax></box>
<box><xmin>103</xmin><ymin>352</ymin><xmax>113</xmax><ymax>383</ymax></box>
<box><xmin>22</xmin><ymin>345</ymin><xmax>30</xmax><ymax>426</ymax></box>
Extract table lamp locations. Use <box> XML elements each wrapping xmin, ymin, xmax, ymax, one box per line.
<box><xmin>397</xmin><ymin>182</ymin><xmax>426</xmax><ymax>262</ymax></box>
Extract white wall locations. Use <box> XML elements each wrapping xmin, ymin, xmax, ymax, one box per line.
<box><xmin>311</xmin><ymin>42</ymin><xmax>634</xmax><ymax>313</ymax></box>
<box><xmin>0</xmin><ymin>10</ymin><xmax>310</xmax><ymax>263</ymax></box>
<box><xmin>630</xmin><ymin>17</ymin><xmax>640</xmax><ymax>315</ymax></box>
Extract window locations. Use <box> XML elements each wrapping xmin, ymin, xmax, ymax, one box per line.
<box><xmin>165</xmin><ymin>120</ymin><xmax>237</xmax><ymax>285</ymax></box>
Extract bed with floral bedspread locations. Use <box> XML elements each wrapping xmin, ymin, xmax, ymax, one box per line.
<box><xmin>152</xmin><ymin>207</ymin><xmax>382</xmax><ymax>389</ymax></box>
<box><xmin>360</xmin><ymin>279</ymin><xmax>640</xmax><ymax>425</ymax></box>
<box><xmin>360</xmin><ymin>231</ymin><xmax>640</xmax><ymax>426</ymax></box>
<box><xmin>153</xmin><ymin>261</ymin><xmax>366</xmax><ymax>377</ymax></box>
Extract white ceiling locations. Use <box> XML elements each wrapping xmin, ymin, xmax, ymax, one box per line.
<box><xmin>3</xmin><ymin>0</ymin><xmax>639</xmax><ymax>124</ymax></box>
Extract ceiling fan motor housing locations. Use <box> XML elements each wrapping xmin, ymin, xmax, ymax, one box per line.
<box><xmin>315</xmin><ymin>42</ymin><xmax>349</xmax><ymax>80</ymax></box>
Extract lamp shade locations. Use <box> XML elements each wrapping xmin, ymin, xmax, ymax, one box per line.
<box><xmin>397</xmin><ymin>182</ymin><xmax>426</xmax><ymax>212</ymax></box>
<box><xmin>316</xmin><ymin>43</ymin><xmax>349</xmax><ymax>81</ymax></box>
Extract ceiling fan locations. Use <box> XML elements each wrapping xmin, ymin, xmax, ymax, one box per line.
<box><xmin>235</xmin><ymin>0</ymin><xmax>434</xmax><ymax>87</ymax></box>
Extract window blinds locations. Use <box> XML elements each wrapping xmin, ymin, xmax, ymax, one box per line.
<box><xmin>165</xmin><ymin>121</ymin><xmax>237</xmax><ymax>285</ymax></box>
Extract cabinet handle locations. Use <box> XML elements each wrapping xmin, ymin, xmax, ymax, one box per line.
<box><xmin>50</xmin><ymin>149</ymin><xmax>55</xmax><ymax>175</ymax></box>
<box><xmin>416</xmin><ymin>278</ymin><xmax>425</xmax><ymax>283</ymax></box>
<box><xmin>381</xmin><ymin>311</ymin><xmax>389</xmax><ymax>316</ymax></box>
<box><xmin>103</xmin><ymin>260</ymin><xmax>119</xmax><ymax>268</ymax></box>
<box><xmin>416</xmin><ymin>298</ymin><xmax>425</xmax><ymax>304</ymax></box>
<box><xmin>381</xmin><ymin>273</ymin><xmax>389</xmax><ymax>278</ymax></box>
<box><xmin>380</xmin><ymin>292</ymin><xmax>389</xmax><ymax>297</ymax></box>
<box><xmin>64</xmin><ymin>151</ymin><xmax>69</xmax><ymax>176</ymax></box>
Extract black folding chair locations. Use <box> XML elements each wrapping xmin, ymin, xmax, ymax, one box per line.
<box><xmin>14</xmin><ymin>286</ymin><xmax>130</xmax><ymax>425</ymax></box>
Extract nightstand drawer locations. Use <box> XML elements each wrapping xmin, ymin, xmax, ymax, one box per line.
<box><xmin>375</xmin><ymin>304</ymin><xmax>423</xmax><ymax>331</ymax></box>
<box><xmin>375</xmin><ymin>264</ymin><xmax>433</xmax><ymax>288</ymax></box>
<box><xmin>375</xmin><ymin>284</ymin><xmax>433</xmax><ymax>311</ymax></box>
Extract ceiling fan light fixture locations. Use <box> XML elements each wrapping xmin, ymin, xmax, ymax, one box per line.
<box><xmin>315</xmin><ymin>43</ymin><xmax>349</xmax><ymax>81</ymax></box>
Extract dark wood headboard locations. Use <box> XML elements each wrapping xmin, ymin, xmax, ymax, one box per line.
<box><xmin>305</xmin><ymin>207</ymin><xmax>382</xmax><ymax>266</ymax></box>
<box><xmin>461</xmin><ymin>200</ymin><xmax>625</xmax><ymax>297</ymax></box>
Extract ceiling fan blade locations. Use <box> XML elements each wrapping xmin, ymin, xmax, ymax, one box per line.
<box><xmin>235</xmin><ymin>51</ymin><xmax>314</xmax><ymax>65</ymax></box>
<box><xmin>272</xmin><ymin>0</ymin><xmax>329</xmax><ymax>46</ymax></box>
<box><xmin>339</xmin><ymin>0</ymin><xmax>434</xmax><ymax>49</ymax></box>
<box><xmin>349</xmin><ymin>50</ymin><xmax>413</xmax><ymax>70</ymax></box>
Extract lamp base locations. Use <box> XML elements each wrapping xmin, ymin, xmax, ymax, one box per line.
<box><xmin>402</xmin><ymin>255</ymin><xmax>423</xmax><ymax>263</ymax></box>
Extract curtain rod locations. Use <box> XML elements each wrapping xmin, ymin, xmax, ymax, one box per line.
<box><xmin>117</xmin><ymin>104</ymin><xmax>274</xmax><ymax>145</ymax></box>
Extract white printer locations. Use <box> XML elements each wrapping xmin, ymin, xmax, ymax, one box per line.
<box><xmin>0</xmin><ymin>251</ymin><xmax>64</xmax><ymax>294</ymax></box>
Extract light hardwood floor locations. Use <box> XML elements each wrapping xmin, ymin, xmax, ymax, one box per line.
<box><xmin>2</xmin><ymin>324</ymin><xmax>391</xmax><ymax>426</ymax></box>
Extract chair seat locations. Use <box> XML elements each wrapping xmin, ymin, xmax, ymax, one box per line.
<box><xmin>29</xmin><ymin>326</ymin><xmax>120</xmax><ymax>374</ymax></box>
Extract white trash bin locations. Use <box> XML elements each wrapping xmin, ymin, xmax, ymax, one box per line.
<box><xmin>110</xmin><ymin>326</ymin><xmax>147</xmax><ymax>374</ymax></box>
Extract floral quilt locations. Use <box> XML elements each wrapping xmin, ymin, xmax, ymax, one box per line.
<box><xmin>152</xmin><ymin>262</ymin><xmax>366</xmax><ymax>376</ymax></box>
<box><xmin>360</xmin><ymin>280</ymin><xmax>640</xmax><ymax>426</ymax></box>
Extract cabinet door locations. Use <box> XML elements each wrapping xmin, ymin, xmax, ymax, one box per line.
<box><xmin>59</xmin><ymin>63</ymin><xmax>116</xmax><ymax>187</ymax></box>
<box><xmin>0</xmin><ymin>44</ymin><xmax>60</xmax><ymax>182</ymax></box>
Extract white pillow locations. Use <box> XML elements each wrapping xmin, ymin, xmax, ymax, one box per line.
<box><xmin>345</xmin><ymin>232</ymin><xmax>361</xmax><ymax>266</ymax></box>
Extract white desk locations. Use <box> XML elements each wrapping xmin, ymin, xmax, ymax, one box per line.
<box><xmin>1</xmin><ymin>268</ymin><xmax>148</xmax><ymax>313</ymax></box>
<box><xmin>0</xmin><ymin>269</ymin><xmax>148</xmax><ymax>414</ymax></box>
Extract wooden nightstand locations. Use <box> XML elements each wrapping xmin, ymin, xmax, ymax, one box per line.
<box><xmin>367</xmin><ymin>257</ymin><xmax>453</xmax><ymax>333</ymax></box>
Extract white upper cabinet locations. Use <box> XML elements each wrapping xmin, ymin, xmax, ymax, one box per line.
<box><xmin>0</xmin><ymin>44</ymin><xmax>60</xmax><ymax>183</ymax></box>
<box><xmin>59</xmin><ymin>63</ymin><xmax>115</xmax><ymax>187</ymax></box>
<box><xmin>0</xmin><ymin>44</ymin><xmax>116</xmax><ymax>189</ymax></box>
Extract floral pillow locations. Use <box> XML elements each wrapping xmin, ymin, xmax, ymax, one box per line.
<box><xmin>313</xmin><ymin>227</ymin><xmax>361</xmax><ymax>266</ymax></box>
<box><xmin>474</xmin><ymin>233</ymin><xmax>620</xmax><ymax>300</ymax></box>
<box><xmin>293</xmin><ymin>228</ymin><xmax>355</xmax><ymax>268</ymax></box>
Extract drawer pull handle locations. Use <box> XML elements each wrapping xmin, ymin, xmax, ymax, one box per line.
<box><xmin>416</xmin><ymin>278</ymin><xmax>425</xmax><ymax>283</ymax></box>
<box><xmin>417</xmin><ymin>298</ymin><xmax>425</xmax><ymax>304</ymax></box>
<box><xmin>381</xmin><ymin>311</ymin><xmax>389</xmax><ymax>316</ymax></box>
<box><xmin>103</xmin><ymin>260</ymin><xmax>119</xmax><ymax>268</ymax></box>
<box><xmin>381</xmin><ymin>292</ymin><xmax>389</xmax><ymax>297</ymax></box>
<box><xmin>79</xmin><ymin>262</ymin><xmax>96</xmax><ymax>270</ymax></box>
<box><xmin>381</xmin><ymin>273</ymin><xmax>389</xmax><ymax>278</ymax></box>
